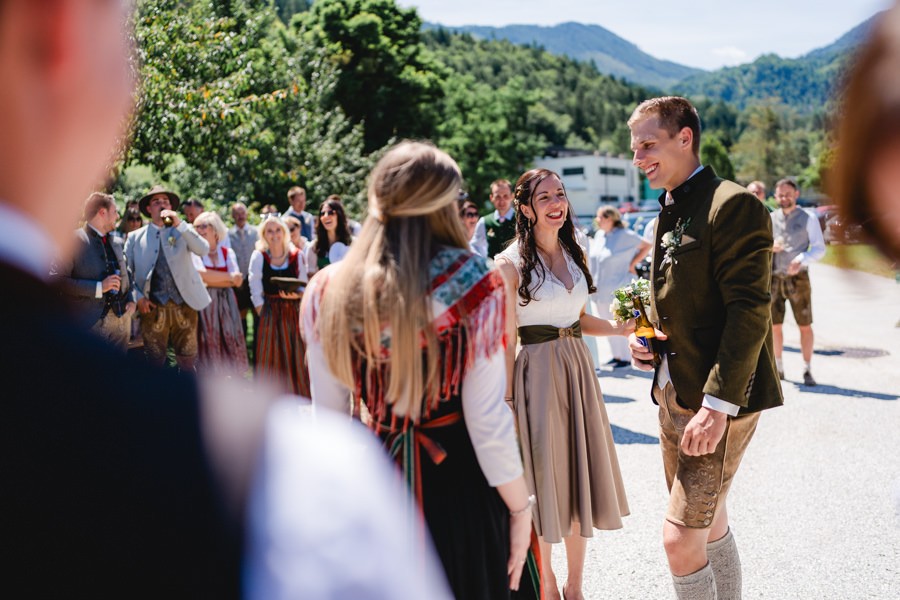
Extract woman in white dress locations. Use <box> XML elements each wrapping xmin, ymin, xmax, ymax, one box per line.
<box><xmin>305</xmin><ymin>198</ymin><xmax>352</xmax><ymax>277</ymax></box>
<box><xmin>495</xmin><ymin>169</ymin><xmax>631</xmax><ymax>600</ymax></box>
<box><xmin>588</xmin><ymin>205</ymin><xmax>651</xmax><ymax>367</ymax></box>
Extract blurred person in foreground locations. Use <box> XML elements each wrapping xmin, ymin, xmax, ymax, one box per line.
<box><xmin>302</xmin><ymin>141</ymin><xmax>539</xmax><ymax>599</ymax></box>
<box><xmin>191</xmin><ymin>211</ymin><xmax>249</xmax><ymax>375</ymax></box>
<box><xmin>831</xmin><ymin>2</ymin><xmax>900</xmax><ymax>262</ymax></box>
<box><xmin>628</xmin><ymin>96</ymin><xmax>783</xmax><ymax>600</ymax></box>
<box><xmin>0</xmin><ymin>2</ymin><xmax>444</xmax><ymax>598</ymax></box>
<box><xmin>53</xmin><ymin>192</ymin><xmax>135</xmax><ymax>350</ymax></box>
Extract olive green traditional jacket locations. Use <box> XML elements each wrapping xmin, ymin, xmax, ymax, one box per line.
<box><xmin>649</xmin><ymin>166</ymin><xmax>783</xmax><ymax>414</ymax></box>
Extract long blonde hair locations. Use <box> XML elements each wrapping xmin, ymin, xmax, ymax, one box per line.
<box><xmin>317</xmin><ymin>141</ymin><xmax>470</xmax><ymax>419</ymax></box>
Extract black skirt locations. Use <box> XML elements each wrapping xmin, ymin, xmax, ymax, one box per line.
<box><xmin>378</xmin><ymin>397</ymin><xmax>540</xmax><ymax>600</ymax></box>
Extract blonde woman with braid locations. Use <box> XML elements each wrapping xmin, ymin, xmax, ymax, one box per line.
<box><xmin>302</xmin><ymin>141</ymin><xmax>541</xmax><ymax>600</ymax></box>
<box><xmin>495</xmin><ymin>168</ymin><xmax>631</xmax><ymax>600</ymax></box>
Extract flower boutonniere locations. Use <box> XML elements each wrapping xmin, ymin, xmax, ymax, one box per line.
<box><xmin>167</xmin><ymin>234</ymin><xmax>177</xmax><ymax>247</ymax></box>
<box><xmin>660</xmin><ymin>217</ymin><xmax>691</xmax><ymax>265</ymax></box>
<box><xmin>487</xmin><ymin>228</ymin><xmax>496</xmax><ymax>238</ymax></box>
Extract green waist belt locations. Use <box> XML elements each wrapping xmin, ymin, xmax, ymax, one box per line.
<box><xmin>518</xmin><ymin>321</ymin><xmax>582</xmax><ymax>345</ymax></box>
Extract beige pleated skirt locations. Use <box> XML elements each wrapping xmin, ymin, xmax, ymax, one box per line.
<box><xmin>513</xmin><ymin>334</ymin><xmax>629</xmax><ymax>543</ymax></box>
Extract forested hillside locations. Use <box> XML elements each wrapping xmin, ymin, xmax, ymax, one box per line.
<box><xmin>117</xmin><ymin>0</ymin><xmax>842</xmax><ymax>216</ymax></box>
<box><xmin>423</xmin><ymin>21</ymin><xmax>703</xmax><ymax>89</ymax></box>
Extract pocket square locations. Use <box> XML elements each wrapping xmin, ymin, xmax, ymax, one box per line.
<box><xmin>681</xmin><ymin>234</ymin><xmax>697</xmax><ymax>244</ymax></box>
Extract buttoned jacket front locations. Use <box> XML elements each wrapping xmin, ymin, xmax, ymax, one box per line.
<box><xmin>54</xmin><ymin>225</ymin><xmax>134</xmax><ymax>325</ymax></box>
<box><xmin>649</xmin><ymin>167</ymin><xmax>783</xmax><ymax>414</ymax></box>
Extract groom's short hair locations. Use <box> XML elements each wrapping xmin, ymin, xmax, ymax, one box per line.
<box><xmin>628</xmin><ymin>96</ymin><xmax>702</xmax><ymax>155</ymax></box>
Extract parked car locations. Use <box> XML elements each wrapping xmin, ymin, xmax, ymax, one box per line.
<box><xmin>815</xmin><ymin>204</ymin><xmax>838</xmax><ymax>231</ymax></box>
<box><xmin>622</xmin><ymin>210</ymin><xmax>659</xmax><ymax>237</ymax></box>
<box><xmin>824</xmin><ymin>214</ymin><xmax>865</xmax><ymax>245</ymax></box>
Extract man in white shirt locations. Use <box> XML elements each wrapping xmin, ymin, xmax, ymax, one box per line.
<box><xmin>283</xmin><ymin>186</ymin><xmax>316</xmax><ymax>240</ymax></box>
<box><xmin>628</xmin><ymin>96</ymin><xmax>782</xmax><ymax>600</ymax></box>
<box><xmin>228</xmin><ymin>200</ymin><xmax>259</xmax><ymax>361</ymax></box>
<box><xmin>471</xmin><ymin>179</ymin><xmax>516</xmax><ymax>258</ymax></box>
<box><xmin>770</xmin><ymin>178</ymin><xmax>826</xmax><ymax>385</ymax></box>
<box><xmin>53</xmin><ymin>192</ymin><xmax>135</xmax><ymax>349</ymax></box>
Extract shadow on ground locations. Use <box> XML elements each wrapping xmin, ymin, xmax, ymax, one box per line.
<box><xmin>597</xmin><ymin>367</ymin><xmax>654</xmax><ymax>380</ymax></box>
<box><xmin>791</xmin><ymin>381</ymin><xmax>898</xmax><ymax>401</ymax></box>
<box><xmin>610</xmin><ymin>424</ymin><xmax>659</xmax><ymax>445</ymax></box>
<box><xmin>603</xmin><ymin>394</ymin><xmax>636</xmax><ymax>404</ymax></box>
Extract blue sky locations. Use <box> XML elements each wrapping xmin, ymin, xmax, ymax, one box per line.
<box><xmin>397</xmin><ymin>0</ymin><xmax>891</xmax><ymax>70</ymax></box>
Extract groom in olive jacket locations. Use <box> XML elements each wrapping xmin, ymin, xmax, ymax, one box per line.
<box><xmin>628</xmin><ymin>97</ymin><xmax>782</xmax><ymax>600</ymax></box>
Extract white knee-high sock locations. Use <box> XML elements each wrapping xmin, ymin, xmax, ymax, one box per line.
<box><xmin>672</xmin><ymin>562</ymin><xmax>717</xmax><ymax>600</ymax></box>
<box><xmin>707</xmin><ymin>528</ymin><xmax>741</xmax><ymax>600</ymax></box>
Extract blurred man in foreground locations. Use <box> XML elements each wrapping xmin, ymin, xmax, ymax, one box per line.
<box><xmin>0</xmin><ymin>2</ymin><xmax>444</xmax><ymax>598</ymax></box>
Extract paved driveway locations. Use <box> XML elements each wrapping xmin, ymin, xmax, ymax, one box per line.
<box><xmin>566</xmin><ymin>263</ymin><xmax>900</xmax><ymax>598</ymax></box>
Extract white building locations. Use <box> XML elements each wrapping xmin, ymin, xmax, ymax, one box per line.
<box><xmin>534</xmin><ymin>150</ymin><xmax>640</xmax><ymax>221</ymax></box>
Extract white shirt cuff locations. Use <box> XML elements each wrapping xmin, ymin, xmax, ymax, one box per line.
<box><xmin>95</xmin><ymin>281</ymin><xmax>103</xmax><ymax>298</ymax></box>
<box><xmin>702</xmin><ymin>394</ymin><xmax>740</xmax><ymax>416</ymax></box>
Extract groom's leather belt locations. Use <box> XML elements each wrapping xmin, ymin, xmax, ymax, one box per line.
<box><xmin>518</xmin><ymin>321</ymin><xmax>582</xmax><ymax>345</ymax></box>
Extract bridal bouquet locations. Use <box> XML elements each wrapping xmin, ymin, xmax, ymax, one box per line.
<box><xmin>610</xmin><ymin>278</ymin><xmax>651</xmax><ymax>322</ymax></box>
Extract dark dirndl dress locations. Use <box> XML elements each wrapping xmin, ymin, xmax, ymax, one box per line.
<box><xmin>197</xmin><ymin>247</ymin><xmax>249</xmax><ymax>374</ymax></box>
<box><xmin>357</xmin><ymin>331</ymin><xmax>541</xmax><ymax>600</ymax></box>
<box><xmin>255</xmin><ymin>249</ymin><xmax>310</xmax><ymax>397</ymax></box>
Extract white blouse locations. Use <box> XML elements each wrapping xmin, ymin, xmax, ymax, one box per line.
<box><xmin>497</xmin><ymin>240</ymin><xmax>588</xmax><ymax>328</ymax></box>
<box><xmin>248</xmin><ymin>249</ymin><xmax>309</xmax><ymax>309</ymax></box>
<box><xmin>300</xmin><ymin>265</ymin><xmax>523</xmax><ymax>488</ymax></box>
<box><xmin>305</xmin><ymin>240</ymin><xmax>350</xmax><ymax>276</ymax></box>
<box><xmin>191</xmin><ymin>246</ymin><xmax>239</xmax><ymax>274</ymax></box>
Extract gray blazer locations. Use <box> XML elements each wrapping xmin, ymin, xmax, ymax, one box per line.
<box><xmin>54</xmin><ymin>225</ymin><xmax>134</xmax><ymax>325</ymax></box>
<box><xmin>124</xmin><ymin>222</ymin><xmax>211</xmax><ymax>311</ymax></box>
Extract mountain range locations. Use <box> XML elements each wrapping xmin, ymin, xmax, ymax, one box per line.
<box><xmin>426</xmin><ymin>16</ymin><xmax>880</xmax><ymax>109</ymax></box>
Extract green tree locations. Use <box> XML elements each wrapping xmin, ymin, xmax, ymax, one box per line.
<box><xmin>125</xmin><ymin>0</ymin><xmax>371</xmax><ymax>214</ymax></box>
<box><xmin>433</xmin><ymin>74</ymin><xmax>546</xmax><ymax>201</ymax></box>
<box><xmin>293</xmin><ymin>0</ymin><xmax>445</xmax><ymax>151</ymax></box>
<box><xmin>700</xmin><ymin>134</ymin><xmax>735</xmax><ymax>181</ymax></box>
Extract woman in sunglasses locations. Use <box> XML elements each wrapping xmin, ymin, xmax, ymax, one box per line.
<box><xmin>457</xmin><ymin>193</ymin><xmax>480</xmax><ymax>252</ymax></box>
<box><xmin>282</xmin><ymin>215</ymin><xmax>308</xmax><ymax>252</ymax></box>
<box><xmin>116</xmin><ymin>207</ymin><xmax>144</xmax><ymax>239</ymax></box>
<box><xmin>306</xmin><ymin>198</ymin><xmax>353</xmax><ymax>277</ymax></box>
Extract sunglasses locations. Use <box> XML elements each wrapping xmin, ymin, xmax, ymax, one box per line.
<box><xmin>461</xmin><ymin>210</ymin><xmax>479</xmax><ymax>219</ymax></box>
<box><xmin>288</xmin><ymin>225</ymin><xmax>299</xmax><ymax>232</ymax></box>
<box><xmin>320</xmin><ymin>210</ymin><xmax>336</xmax><ymax>217</ymax></box>
<box><xmin>194</xmin><ymin>223</ymin><xmax>210</xmax><ymax>230</ymax></box>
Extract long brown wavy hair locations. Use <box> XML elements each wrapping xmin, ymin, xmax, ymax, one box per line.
<box><xmin>316</xmin><ymin>141</ymin><xmax>470</xmax><ymax>419</ymax></box>
<box><xmin>513</xmin><ymin>168</ymin><xmax>595</xmax><ymax>305</ymax></box>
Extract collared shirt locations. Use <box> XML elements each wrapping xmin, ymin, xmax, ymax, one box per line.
<box><xmin>0</xmin><ymin>203</ymin><xmax>57</xmax><ymax>281</ymax></box>
<box><xmin>229</xmin><ymin>223</ymin><xmax>258</xmax><ymax>276</ymax></box>
<box><xmin>771</xmin><ymin>208</ymin><xmax>826</xmax><ymax>274</ymax></box>
<box><xmin>471</xmin><ymin>207</ymin><xmax>516</xmax><ymax>258</ymax></box>
<box><xmin>656</xmin><ymin>166</ymin><xmax>740</xmax><ymax>417</ymax></box>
